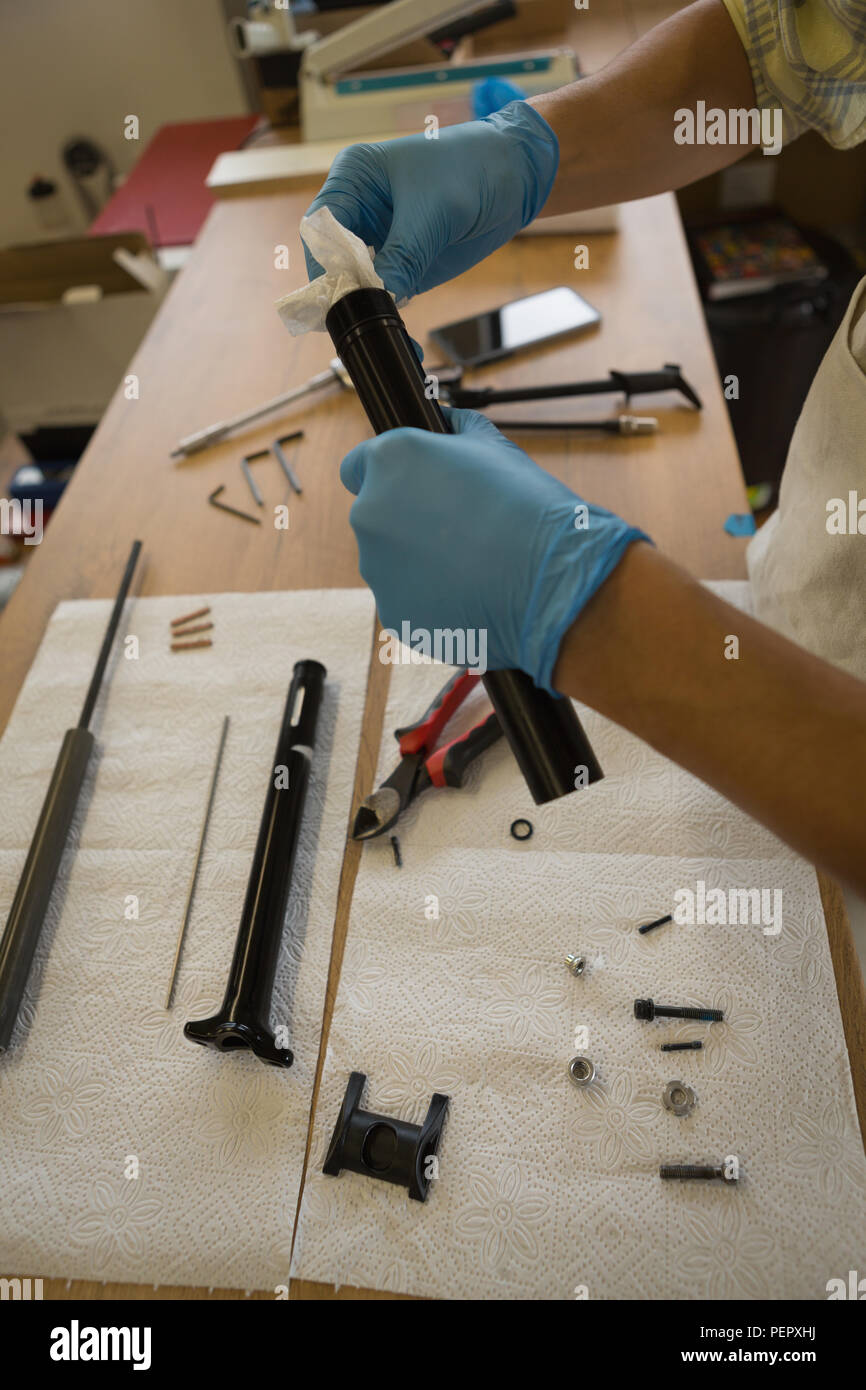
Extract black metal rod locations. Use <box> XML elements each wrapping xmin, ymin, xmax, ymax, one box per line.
<box><xmin>79</xmin><ymin>539</ymin><xmax>142</xmax><ymax>729</ymax></box>
<box><xmin>184</xmin><ymin>659</ymin><xmax>326</xmax><ymax>1067</ymax></box>
<box><xmin>487</xmin><ymin>418</ymin><xmax>624</xmax><ymax>434</ymax></box>
<box><xmin>0</xmin><ymin>540</ymin><xmax>142</xmax><ymax>1053</ymax></box>
<box><xmin>453</xmin><ymin>376</ymin><xmax>622</xmax><ymax>407</ymax></box>
<box><xmin>325</xmin><ymin>288</ymin><xmax>603</xmax><ymax>804</ymax></box>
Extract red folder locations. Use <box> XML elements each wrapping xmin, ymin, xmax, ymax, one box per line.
<box><xmin>89</xmin><ymin>116</ymin><xmax>260</xmax><ymax>247</ymax></box>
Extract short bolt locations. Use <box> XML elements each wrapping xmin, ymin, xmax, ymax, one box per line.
<box><xmin>659</xmin><ymin>1164</ymin><xmax>737</xmax><ymax>1184</ymax></box>
<box><xmin>638</xmin><ymin>913</ymin><xmax>673</xmax><ymax>935</ymax></box>
<box><xmin>565</xmin><ymin>953</ymin><xmax>586</xmax><ymax>977</ymax></box>
<box><xmin>635</xmin><ymin>997</ymin><xmax>724</xmax><ymax>1023</ymax></box>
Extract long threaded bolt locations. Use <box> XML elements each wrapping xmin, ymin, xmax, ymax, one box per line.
<box><xmin>660</xmin><ymin>1164</ymin><xmax>737</xmax><ymax>1184</ymax></box>
<box><xmin>635</xmin><ymin>997</ymin><xmax>724</xmax><ymax>1023</ymax></box>
<box><xmin>660</xmin><ymin>1040</ymin><xmax>704</xmax><ymax>1052</ymax></box>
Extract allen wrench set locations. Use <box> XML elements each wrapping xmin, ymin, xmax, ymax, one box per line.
<box><xmin>208</xmin><ymin>433</ymin><xmax>305</xmax><ymax>528</ymax></box>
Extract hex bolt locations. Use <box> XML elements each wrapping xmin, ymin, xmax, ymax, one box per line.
<box><xmin>565</xmin><ymin>953</ymin><xmax>586</xmax><ymax>976</ymax></box>
<box><xmin>659</xmin><ymin>1164</ymin><xmax>738</xmax><ymax>1184</ymax></box>
<box><xmin>634</xmin><ymin>997</ymin><xmax>724</xmax><ymax>1023</ymax></box>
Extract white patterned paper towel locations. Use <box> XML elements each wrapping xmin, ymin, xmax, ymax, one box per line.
<box><xmin>291</xmin><ymin>582</ymin><xmax>866</xmax><ymax>1299</ymax></box>
<box><xmin>0</xmin><ymin>587</ymin><xmax>373</xmax><ymax>1291</ymax></box>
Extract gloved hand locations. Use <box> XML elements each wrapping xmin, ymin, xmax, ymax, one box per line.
<box><xmin>304</xmin><ymin>101</ymin><xmax>559</xmax><ymax>304</ymax></box>
<box><xmin>340</xmin><ymin>410</ymin><xmax>650</xmax><ymax>694</ymax></box>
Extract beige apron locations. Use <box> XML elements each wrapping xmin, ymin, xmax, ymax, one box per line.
<box><xmin>747</xmin><ymin>274</ymin><xmax>866</xmax><ymax>681</ymax></box>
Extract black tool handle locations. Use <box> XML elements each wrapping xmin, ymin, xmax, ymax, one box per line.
<box><xmin>426</xmin><ymin>711</ymin><xmax>503</xmax><ymax>789</ymax></box>
<box><xmin>609</xmin><ymin>365</ymin><xmax>702</xmax><ymax>408</ymax></box>
<box><xmin>0</xmin><ymin>727</ymin><xmax>95</xmax><ymax>1051</ymax></box>
<box><xmin>326</xmin><ymin>288</ymin><xmax>603</xmax><ymax>804</ymax></box>
<box><xmin>450</xmin><ymin>365</ymin><xmax>702</xmax><ymax>411</ymax></box>
<box><xmin>451</xmin><ymin>377</ymin><xmax>615</xmax><ymax>408</ymax></box>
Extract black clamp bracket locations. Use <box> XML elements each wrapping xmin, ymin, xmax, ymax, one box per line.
<box><xmin>323</xmin><ymin>1071</ymin><xmax>449</xmax><ymax>1203</ymax></box>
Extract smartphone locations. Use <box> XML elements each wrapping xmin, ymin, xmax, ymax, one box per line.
<box><xmin>430</xmin><ymin>286</ymin><xmax>601</xmax><ymax>368</ymax></box>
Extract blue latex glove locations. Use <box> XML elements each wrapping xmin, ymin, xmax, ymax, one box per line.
<box><xmin>472</xmin><ymin>76</ymin><xmax>526</xmax><ymax>120</ymax></box>
<box><xmin>304</xmin><ymin>101</ymin><xmax>559</xmax><ymax>304</ymax></box>
<box><xmin>340</xmin><ymin>410</ymin><xmax>650</xmax><ymax>694</ymax></box>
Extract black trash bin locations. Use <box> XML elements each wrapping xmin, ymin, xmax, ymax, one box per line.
<box><xmin>687</xmin><ymin>216</ymin><xmax>859</xmax><ymax>501</ymax></box>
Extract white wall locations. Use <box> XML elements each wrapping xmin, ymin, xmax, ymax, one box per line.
<box><xmin>0</xmin><ymin>0</ymin><xmax>248</xmax><ymax>247</ymax></box>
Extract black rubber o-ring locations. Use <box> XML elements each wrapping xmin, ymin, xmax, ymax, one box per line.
<box><xmin>510</xmin><ymin>818</ymin><xmax>534</xmax><ymax>842</ymax></box>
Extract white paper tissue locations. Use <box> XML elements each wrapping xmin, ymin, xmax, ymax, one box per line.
<box><xmin>0</xmin><ymin>587</ymin><xmax>375</xmax><ymax>1292</ymax></box>
<box><xmin>291</xmin><ymin>582</ymin><xmax>866</xmax><ymax>1300</ymax></box>
<box><xmin>276</xmin><ymin>206</ymin><xmax>387</xmax><ymax>336</ymax></box>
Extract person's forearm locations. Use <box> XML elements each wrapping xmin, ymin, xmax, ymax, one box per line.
<box><xmin>530</xmin><ymin>0</ymin><xmax>757</xmax><ymax>216</ymax></box>
<box><xmin>553</xmin><ymin>544</ymin><xmax>866</xmax><ymax>893</ymax></box>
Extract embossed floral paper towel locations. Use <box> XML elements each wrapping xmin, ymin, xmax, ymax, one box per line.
<box><xmin>0</xmin><ymin>587</ymin><xmax>373</xmax><ymax>1291</ymax></box>
<box><xmin>291</xmin><ymin>583</ymin><xmax>866</xmax><ymax>1299</ymax></box>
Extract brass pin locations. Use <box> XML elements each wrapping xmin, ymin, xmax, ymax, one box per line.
<box><xmin>171</xmin><ymin>606</ymin><xmax>211</xmax><ymax>629</ymax></box>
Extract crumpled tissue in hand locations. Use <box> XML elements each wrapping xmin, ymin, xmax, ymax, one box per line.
<box><xmin>275</xmin><ymin>206</ymin><xmax>389</xmax><ymax>336</ymax></box>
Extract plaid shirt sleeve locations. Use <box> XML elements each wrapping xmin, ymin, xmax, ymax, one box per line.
<box><xmin>721</xmin><ymin>0</ymin><xmax>866</xmax><ymax>148</ymax></box>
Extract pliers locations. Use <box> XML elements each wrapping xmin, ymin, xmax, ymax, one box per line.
<box><xmin>351</xmin><ymin>669</ymin><xmax>502</xmax><ymax>840</ymax></box>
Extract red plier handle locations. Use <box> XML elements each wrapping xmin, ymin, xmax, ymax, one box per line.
<box><xmin>394</xmin><ymin>669</ymin><xmax>481</xmax><ymax>758</ymax></box>
<box><xmin>424</xmin><ymin>712</ymin><xmax>502</xmax><ymax>788</ymax></box>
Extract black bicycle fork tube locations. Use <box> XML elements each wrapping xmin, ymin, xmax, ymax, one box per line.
<box><xmin>184</xmin><ymin>659</ymin><xmax>326</xmax><ymax>1066</ymax></box>
<box><xmin>325</xmin><ymin>288</ymin><xmax>603</xmax><ymax>803</ymax></box>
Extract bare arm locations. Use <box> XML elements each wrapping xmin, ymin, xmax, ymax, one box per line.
<box><xmin>554</xmin><ymin>543</ymin><xmax>866</xmax><ymax>894</ymax></box>
<box><xmin>530</xmin><ymin>0</ymin><xmax>758</xmax><ymax>216</ymax></box>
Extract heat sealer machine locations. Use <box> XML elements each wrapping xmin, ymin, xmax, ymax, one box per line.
<box><xmin>231</xmin><ymin>0</ymin><xmax>578</xmax><ymax>144</ymax></box>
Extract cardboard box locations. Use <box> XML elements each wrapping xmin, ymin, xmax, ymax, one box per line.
<box><xmin>0</xmin><ymin>234</ymin><xmax>165</xmax><ymax>433</ymax></box>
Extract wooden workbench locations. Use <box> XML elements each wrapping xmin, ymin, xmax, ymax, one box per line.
<box><xmin>2</xmin><ymin>2</ymin><xmax>864</xmax><ymax>1302</ymax></box>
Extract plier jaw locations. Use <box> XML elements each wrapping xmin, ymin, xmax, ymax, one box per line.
<box><xmin>351</xmin><ymin>669</ymin><xmax>501</xmax><ymax>841</ymax></box>
<box><xmin>351</xmin><ymin>753</ymin><xmax>424</xmax><ymax>841</ymax></box>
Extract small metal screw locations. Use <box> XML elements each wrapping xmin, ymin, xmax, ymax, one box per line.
<box><xmin>565</xmin><ymin>954</ymin><xmax>586</xmax><ymax>976</ymax></box>
<box><xmin>638</xmin><ymin>913</ymin><xmax>673</xmax><ymax>935</ymax></box>
<box><xmin>568</xmin><ymin>1055</ymin><xmax>595</xmax><ymax>1087</ymax></box>
<box><xmin>390</xmin><ymin>834</ymin><xmax>402</xmax><ymax>868</ymax></box>
<box><xmin>635</xmin><ymin>997</ymin><xmax>724</xmax><ymax>1023</ymax></box>
<box><xmin>659</xmin><ymin>1164</ymin><xmax>737</xmax><ymax>1184</ymax></box>
<box><xmin>660</xmin><ymin>1041</ymin><xmax>703</xmax><ymax>1052</ymax></box>
<box><xmin>662</xmin><ymin>1080</ymin><xmax>697</xmax><ymax>1117</ymax></box>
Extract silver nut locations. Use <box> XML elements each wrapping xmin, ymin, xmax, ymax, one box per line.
<box><xmin>568</xmin><ymin>1055</ymin><xmax>596</xmax><ymax>1087</ymax></box>
<box><xmin>565</xmin><ymin>953</ymin><xmax>586</xmax><ymax>976</ymax></box>
<box><xmin>663</xmin><ymin>1080</ymin><xmax>697</xmax><ymax>1117</ymax></box>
